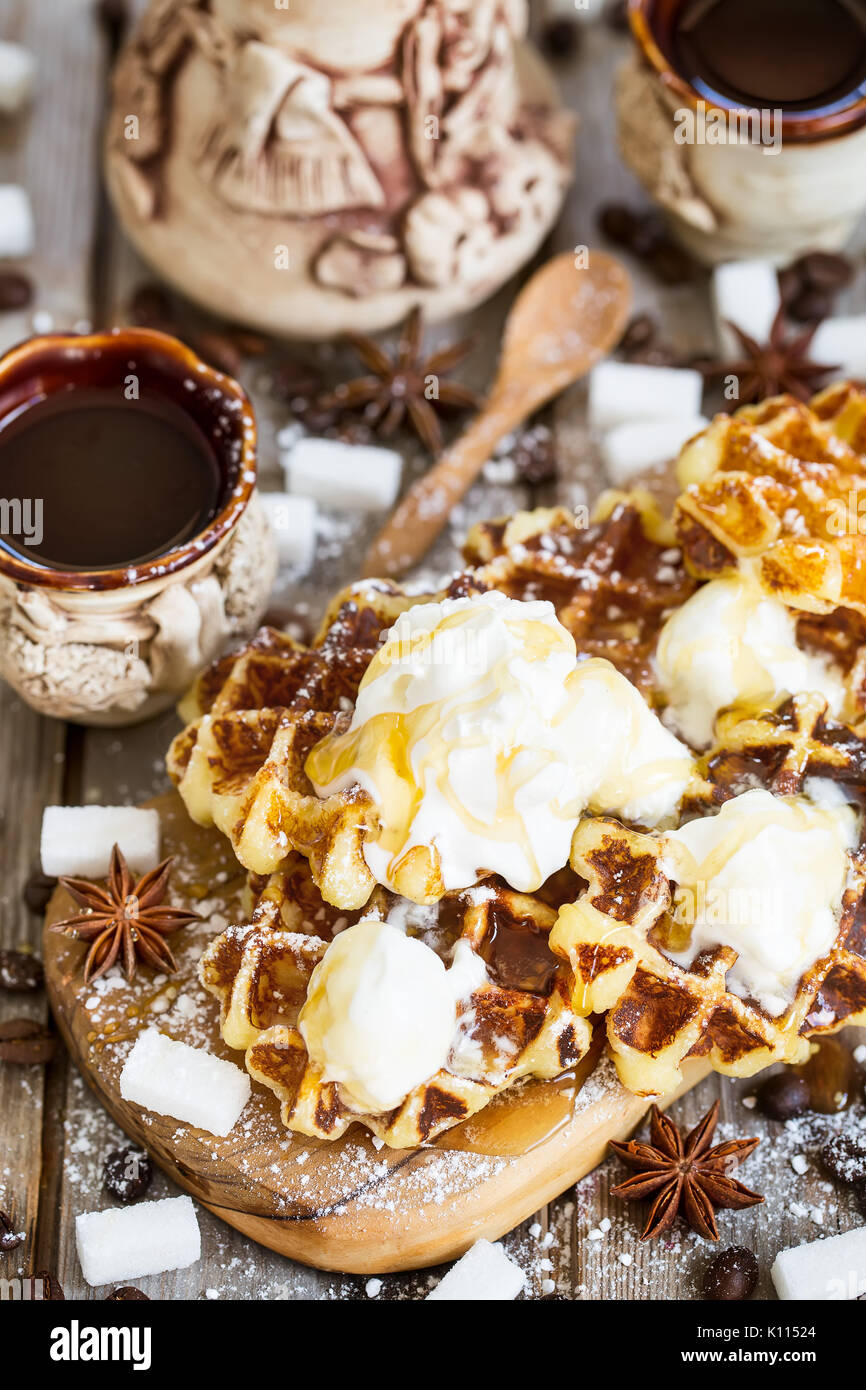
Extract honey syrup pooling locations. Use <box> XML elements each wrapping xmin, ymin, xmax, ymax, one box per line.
<box><xmin>307</xmin><ymin>592</ymin><xmax>695</xmax><ymax>903</ymax></box>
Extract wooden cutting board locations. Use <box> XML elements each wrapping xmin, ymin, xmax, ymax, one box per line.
<box><xmin>43</xmin><ymin>792</ymin><xmax>707</xmax><ymax>1275</ymax></box>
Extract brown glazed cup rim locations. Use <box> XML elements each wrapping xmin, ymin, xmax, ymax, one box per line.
<box><xmin>628</xmin><ymin>0</ymin><xmax>866</xmax><ymax>142</ymax></box>
<box><xmin>0</xmin><ymin>327</ymin><xmax>258</xmax><ymax>592</ymax></box>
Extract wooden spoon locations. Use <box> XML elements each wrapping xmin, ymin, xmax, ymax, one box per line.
<box><xmin>362</xmin><ymin>249</ymin><xmax>632</xmax><ymax>579</ymax></box>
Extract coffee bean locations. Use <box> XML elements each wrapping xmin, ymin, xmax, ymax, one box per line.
<box><xmin>34</xmin><ymin>1269</ymin><xmax>65</xmax><ymax>1300</ymax></box>
<box><xmin>23</xmin><ymin>870</ymin><xmax>57</xmax><ymax>914</ymax></box>
<box><xmin>821</xmin><ymin>1131</ymin><xmax>866</xmax><ymax>1185</ymax></box>
<box><xmin>798</xmin><ymin>251</ymin><xmax>854</xmax><ymax>293</ymax></box>
<box><xmin>0</xmin><ymin>271</ymin><xmax>33</xmax><ymax>311</ymax></box>
<box><xmin>103</xmin><ymin>1146</ymin><xmax>153</xmax><ymax>1203</ymax></box>
<box><xmin>512</xmin><ymin>427</ymin><xmax>557</xmax><ymax>485</ymax></box>
<box><xmin>647</xmin><ymin>240</ymin><xmax>698</xmax><ymax>286</ymax></box>
<box><xmin>702</xmin><ymin>1247</ymin><xmax>759</xmax><ymax>1301</ymax></box>
<box><xmin>0</xmin><ymin>949</ymin><xmax>44</xmax><ymax>993</ymax></box>
<box><xmin>778</xmin><ymin>264</ymin><xmax>806</xmax><ymax>308</ymax></box>
<box><xmin>268</xmin><ymin>358</ymin><xmax>324</xmax><ymax>406</ymax></box>
<box><xmin>541</xmin><ymin>18</ymin><xmax>581</xmax><ymax>60</ymax></box>
<box><xmin>0</xmin><ymin>1018</ymin><xmax>56</xmax><ymax>1064</ymax></box>
<box><xmin>0</xmin><ymin>1210</ymin><xmax>24</xmax><ymax>1252</ymax></box>
<box><xmin>620</xmin><ymin>313</ymin><xmax>658</xmax><ymax>354</ymax></box>
<box><xmin>788</xmin><ymin>288</ymin><xmax>834</xmax><ymax>323</ymax></box>
<box><xmin>630</xmin><ymin>218</ymin><xmax>667</xmax><ymax>259</ymax></box>
<box><xmin>128</xmin><ymin>282</ymin><xmax>174</xmax><ymax>329</ymax></box>
<box><xmin>106</xmin><ymin>1286</ymin><xmax>150</xmax><ymax>1301</ymax></box>
<box><xmin>598</xmin><ymin>203</ymin><xmax>642</xmax><ymax>248</ymax></box>
<box><xmin>755</xmin><ymin>1071</ymin><xmax>810</xmax><ymax>1121</ymax></box>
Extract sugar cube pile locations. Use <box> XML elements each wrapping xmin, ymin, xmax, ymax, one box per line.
<box><xmin>281</xmin><ymin>436</ymin><xmax>402</xmax><ymax>511</ymax></box>
<box><xmin>260</xmin><ymin>491</ymin><xmax>317</xmax><ymax>571</ymax></box>
<box><xmin>0</xmin><ymin>184</ymin><xmax>34</xmax><ymax>258</ymax></box>
<box><xmin>426</xmin><ymin>1239</ymin><xmax>525</xmax><ymax>1301</ymax></box>
<box><xmin>76</xmin><ymin>1196</ymin><xmax>200</xmax><ymax>1287</ymax></box>
<box><xmin>41</xmin><ymin>805</ymin><xmax>161</xmax><ymax>878</ymax></box>
<box><xmin>771</xmin><ymin>1226</ymin><xmax>866</xmax><ymax>1301</ymax></box>
<box><xmin>120</xmin><ymin>1029</ymin><xmax>251</xmax><ymax>1137</ymax></box>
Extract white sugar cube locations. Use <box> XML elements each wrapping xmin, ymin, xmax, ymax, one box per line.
<box><xmin>41</xmin><ymin>805</ymin><xmax>160</xmax><ymax>878</ymax></box>
<box><xmin>281</xmin><ymin>436</ymin><xmax>402</xmax><ymax>511</ymax></box>
<box><xmin>120</xmin><ymin>1028</ymin><xmax>251</xmax><ymax>1136</ymax></box>
<box><xmin>76</xmin><ymin>1196</ymin><xmax>200</xmax><ymax>1287</ymax></box>
<box><xmin>0</xmin><ymin>184</ymin><xmax>33</xmax><ymax>258</ymax></box>
<box><xmin>426</xmin><ymin>1239</ymin><xmax>525</xmax><ymax>1301</ymax></box>
<box><xmin>0</xmin><ymin>42</ymin><xmax>35</xmax><ymax>114</ymax></box>
<box><xmin>601</xmin><ymin>416</ymin><xmax>709</xmax><ymax>486</ymax></box>
<box><xmin>260</xmin><ymin>491</ymin><xmax>317</xmax><ymax>571</ymax></box>
<box><xmin>810</xmin><ymin>316</ymin><xmax>866</xmax><ymax>382</ymax></box>
<box><xmin>588</xmin><ymin>362</ymin><xmax>704</xmax><ymax>432</ymax></box>
<box><xmin>772</xmin><ymin>1227</ymin><xmax>866</xmax><ymax>1301</ymax></box>
<box><xmin>712</xmin><ymin>260</ymin><xmax>781</xmax><ymax>357</ymax></box>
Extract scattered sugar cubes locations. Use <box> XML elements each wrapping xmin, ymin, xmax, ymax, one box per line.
<box><xmin>426</xmin><ymin>1239</ymin><xmax>525</xmax><ymax>1301</ymax></box>
<box><xmin>0</xmin><ymin>42</ymin><xmax>35</xmax><ymax>114</ymax></box>
<box><xmin>0</xmin><ymin>185</ymin><xmax>34</xmax><ymax>258</ymax></box>
<box><xmin>120</xmin><ymin>1029</ymin><xmax>251</xmax><ymax>1136</ymax></box>
<box><xmin>712</xmin><ymin>259</ymin><xmax>781</xmax><ymax>357</ymax></box>
<box><xmin>41</xmin><ymin>805</ymin><xmax>160</xmax><ymax>878</ymax></box>
<box><xmin>587</xmin><ymin>361</ymin><xmax>704</xmax><ymax>432</ymax></box>
<box><xmin>76</xmin><ymin>1196</ymin><xmax>200</xmax><ymax>1287</ymax></box>
<box><xmin>601</xmin><ymin>416</ymin><xmax>709</xmax><ymax>487</ymax></box>
<box><xmin>260</xmin><ymin>491</ymin><xmax>317</xmax><ymax>571</ymax></box>
<box><xmin>282</xmin><ymin>436</ymin><xmax>402</xmax><ymax>511</ymax></box>
<box><xmin>772</xmin><ymin>1227</ymin><xmax>866</xmax><ymax>1301</ymax></box>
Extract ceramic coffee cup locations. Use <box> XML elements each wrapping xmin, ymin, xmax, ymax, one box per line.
<box><xmin>617</xmin><ymin>0</ymin><xmax>866</xmax><ymax>264</ymax></box>
<box><xmin>0</xmin><ymin>328</ymin><xmax>276</xmax><ymax>726</ymax></box>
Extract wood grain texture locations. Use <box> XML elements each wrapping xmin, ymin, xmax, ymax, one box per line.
<box><xmin>0</xmin><ymin>0</ymin><xmax>104</xmax><ymax>1289</ymax></box>
<box><xmin>1</xmin><ymin>0</ymin><xmax>866</xmax><ymax>1302</ymax></box>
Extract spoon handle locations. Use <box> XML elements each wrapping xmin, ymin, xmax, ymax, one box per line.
<box><xmin>362</xmin><ymin>402</ymin><xmax>516</xmax><ymax>578</ymax></box>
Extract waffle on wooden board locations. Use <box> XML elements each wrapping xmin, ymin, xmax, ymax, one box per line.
<box><xmin>168</xmin><ymin>388</ymin><xmax>866</xmax><ymax>1146</ymax></box>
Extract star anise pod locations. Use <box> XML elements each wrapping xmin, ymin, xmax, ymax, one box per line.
<box><xmin>51</xmin><ymin>846</ymin><xmax>200</xmax><ymax>984</ymax></box>
<box><xmin>699</xmin><ymin>306</ymin><xmax>838</xmax><ymax>406</ymax></box>
<box><xmin>609</xmin><ymin>1101</ymin><xmax>764</xmax><ymax>1241</ymax></box>
<box><xmin>319</xmin><ymin>306</ymin><xmax>481</xmax><ymax>456</ymax></box>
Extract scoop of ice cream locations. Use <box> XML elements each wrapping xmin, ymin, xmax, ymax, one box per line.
<box><xmin>654</xmin><ymin>569</ymin><xmax>846</xmax><ymax>749</ymax></box>
<box><xmin>661</xmin><ymin>787</ymin><xmax>857</xmax><ymax>1015</ymax></box>
<box><xmin>307</xmin><ymin>591</ymin><xmax>694</xmax><ymax>900</ymax></box>
<box><xmin>298</xmin><ymin>917</ymin><xmax>484</xmax><ymax>1113</ymax></box>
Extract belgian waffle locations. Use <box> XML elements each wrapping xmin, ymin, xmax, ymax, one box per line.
<box><xmin>551</xmin><ymin>702</ymin><xmax>866</xmax><ymax>1097</ymax></box>
<box><xmin>550</xmin><ymin>384</ymin><xmax>866</xmax><ymax>1097</ymax></box>
<box><xmin>174</xmin><ymin>385</ymin><xmax>866</xmax><ymax>1138</ymax></box>
<box><xmin>200</xmin><ymin>869</ymin><xmax>591</xmax><ymax>1147</ymax></box>
<box><xmin>168</xmin><ymin>501</ymin><xmax>693</xmax><ymax>907</ymax></box>
<box><xmin>676</xmin><ymin>386</ymin><xmax>866</xmax><ymax>627</ymax></box>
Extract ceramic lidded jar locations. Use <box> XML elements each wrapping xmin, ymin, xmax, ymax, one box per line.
<box><xmin>104</xmin><ymin>0</ymin><xmax>575</xmax><ymax>338</ymax></box>
<box><xmin>0</xmin><ymin>329</ymin><xmax>276</xmax><ymax>726</ymax></box>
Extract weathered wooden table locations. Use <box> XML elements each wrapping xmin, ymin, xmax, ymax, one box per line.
<box><xmin>1</xmin><ymin>0</ymin><xmax>864</xmax><ymax>1301</ymax></box>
